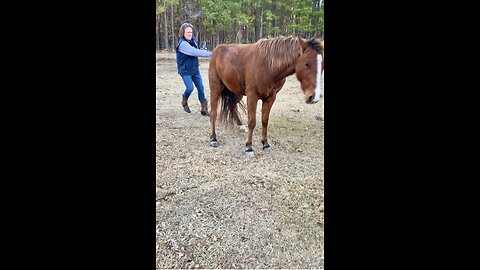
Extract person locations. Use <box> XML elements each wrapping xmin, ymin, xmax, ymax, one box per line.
<box><xmin>176</xmin><ymin>22</ymin><xmax>212</xmax><ymax>116</ymax></box>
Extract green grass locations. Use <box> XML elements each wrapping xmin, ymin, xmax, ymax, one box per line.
<box><xmin>266</xmin><ymin>115</ymin><xmax>323</xmax><ymax>153</ymax></box>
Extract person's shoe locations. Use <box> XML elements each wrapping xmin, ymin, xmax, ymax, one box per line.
<box><xmin>200</xmin><ymin>100</ymin><xmax>210</xmax><ymax>116</ymax></box>
<box><xmin>182</xmin><ymin>96</ymin><xmax>191</xmax><ymax>113</ymax></box>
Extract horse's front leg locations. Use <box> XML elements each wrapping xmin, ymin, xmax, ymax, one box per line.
<box><xmin>261</xmin><ymin>94</ymin><xmax>277</xmax><ymax>153</ymax></box>
<box><xmin>245</xmin><ymin>94</ymin><xmax>259</xmax><ymax>157</ymax></box>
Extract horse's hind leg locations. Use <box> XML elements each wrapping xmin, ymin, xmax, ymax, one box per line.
<box><xmin>209</xmin><ymin>73</ymin><xmax>222</xmax><ymax>147</ymax></box>
<box><xmin>245</xmin><ymin>93</ymin><xmax>259</xmax><ymax>157</ymax></box>
<box><xmin>235</xmin><ymin>95</ymin><xmax>244</xmax><ymax>126</ymax></box>
<box><xmin>261</xmin><ymin>94</ymin><xmax>277</xmax><ymax>153</ymax></box>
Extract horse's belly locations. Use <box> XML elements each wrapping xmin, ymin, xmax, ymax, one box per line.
<box><xmin>219</xmin><ymin>70</ymin><xmax>246</xmax><ymax>95</ymax></box>
<box><xmin>223</xmin><ymin>81</ymin><xmax>245</xmax><ymax>96</ymax></box>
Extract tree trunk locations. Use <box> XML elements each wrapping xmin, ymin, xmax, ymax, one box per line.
<box><xmin>163</xmin><ymin>0</ymin><xmax>168</xmax><ymax>49</ymax></box>
<box><xmin>171</xmin><ymin>2</ymin><xmax>175</xmax><ymax>50</ymax></box>
<box><xmin>320</xmin><ymin>0</ymin><xmax>324</xmax><ymax>39</ymax></box>
<box><xmin>198</xmin><ymin>0</ymin><xmax>203</xmax><ymax>45</ymax></box>
<box><xmin>311</xmin><ymin>0</ymin><xmax>319</xmax><ymax>35</ymax></box>
<box><xmin>179</xmin><ymin>0</ymin><xmax>183</xmax><ymax>21</ymax></box>
<box><xmin>260</xmin><ymin>6</ymin><xmax>263</xmax><ymax>39</ymax></box>
<box><xmin>295</xmin><ymin>12</ymin><xmax>299</xmax><ymax>36</ymax></box>
<box><xmin>279</xmin><ymin>2</ymin><xmax>284</xmax><ymax>35</ymax></box>
<box><xmin>156</xmin><ymin>15</ymin><xmax>161</xmax><ymax>50</ymax></box>
<box><xmin>236</xmin><ymin>26</ymin><xmax>243</xmax><ymax>44</ymax></box>
<box><xmin>181</xmin><ymin>0</ymin><xmax>194</xmax><ymax>22</ymax></box>
<box><xmin>254</xmin><ymin>6</ymin><xmax>263</xmax><ymax>41</ymax></box>
<box><xmin>272</xmin><ymin>0</ymin><xmax>277</xmax><ymax>36</ymax></box>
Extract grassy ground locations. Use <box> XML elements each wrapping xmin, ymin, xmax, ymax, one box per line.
<box><xmin>156</xmin><ymin>53</ymin><xmax>324</xmax><ymax>269</ymax></box>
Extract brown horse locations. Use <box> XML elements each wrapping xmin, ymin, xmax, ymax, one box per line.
<box><xmin>208</xmin><ymin>36</ymin><xmax>324</xmax><ymax>156</ymax></box>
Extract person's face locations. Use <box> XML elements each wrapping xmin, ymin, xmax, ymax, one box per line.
<box><xmin>184</xmin><ymin>27</ymin><xmax>193</xmax><ymax>41</ymax></box>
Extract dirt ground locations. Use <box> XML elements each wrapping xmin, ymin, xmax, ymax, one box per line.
<box><xmin>156</xmin><ymin>52</ymin><xmax>324</xmax><ymax>269</ymax></box>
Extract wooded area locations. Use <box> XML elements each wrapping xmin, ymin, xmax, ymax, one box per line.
<box><xmin>156</xmin><ymin>0</ymin><xmax>324</xmax><ymax>51</ymax></box>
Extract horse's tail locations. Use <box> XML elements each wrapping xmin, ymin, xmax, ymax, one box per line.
<box><xmin>218</xmin><ymin>86</ymin><xmax>245</xmax><ymax>126</ymax></box>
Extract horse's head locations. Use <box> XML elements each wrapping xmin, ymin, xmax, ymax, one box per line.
<box><xmin>295</xmin><ymin>38</ymin><xmax>324</xmax><ymax>104</ymax></box>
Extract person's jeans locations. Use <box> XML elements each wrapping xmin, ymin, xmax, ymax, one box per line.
<box><xmin>181</xmin><ymin>74</ymin><xmax>206</xmax><ymax>102</ymax></box>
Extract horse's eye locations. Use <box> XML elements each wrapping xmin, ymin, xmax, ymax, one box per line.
<box><xmin>305</xmin><ymin>63</ymin><xmax>310</xmax><ymax>69</ymax></box>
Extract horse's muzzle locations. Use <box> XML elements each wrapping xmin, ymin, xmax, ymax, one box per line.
<box><xmin>306</xmin><ymin>95</ymin><xmax>318</xmax><ymax>104</ymax></box>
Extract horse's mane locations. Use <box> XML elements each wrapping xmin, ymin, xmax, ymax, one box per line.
<box><xmin>255</xmin><ymin>36</ymin><xmax>301</xmax><ymax>73</ymax></box>
<box><xmin>255</xmin><ymin>36</ymin><xmax>323</xmax><ymax>73</ymax></box>
<box><xmin>309</xmin><ymin>38</ymin><xmax>324</xmax><ymax>54</ymax></box>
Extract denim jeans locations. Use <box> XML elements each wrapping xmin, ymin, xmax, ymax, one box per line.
<box><xmin>181</xmin><ymin>73</ymin><xmax>206</xmax><ymax>102</ymax></box>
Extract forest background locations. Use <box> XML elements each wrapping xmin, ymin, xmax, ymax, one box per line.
<box><xmin>156</xmin><ymin>0</ymin><xmax>324</xmax><ymax>51</ymax></box>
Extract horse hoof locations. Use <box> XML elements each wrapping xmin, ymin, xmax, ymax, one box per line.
<box><xmin>263</xmin><ymin>146</ymin><xmax>272</xmax><ymax>153</ymax></box>
<box><xmin>210</xmin><ymin>141</ymin><xmax>218</xmax><ymax>147</ymax></box>
<box><xmin>245</xmin><ymin>150</ymin><xmax>254</xmax><ymax>157</ymax></box>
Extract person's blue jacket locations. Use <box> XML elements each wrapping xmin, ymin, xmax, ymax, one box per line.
<box><xmin>176</xmin><ymin>37</ymin><xmax>211</xmax><ymax>76</ymax></box>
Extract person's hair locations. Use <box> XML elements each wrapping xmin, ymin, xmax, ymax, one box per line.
<box><xmin>178</xmin><ymin>23</ymin><xmax>194</xmax><ymax>38</ymax></box>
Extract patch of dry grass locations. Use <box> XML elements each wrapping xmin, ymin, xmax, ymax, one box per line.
<box><xmin>157</xmin><ymin>55</ymin><xmax>324</xmax><ymax>269</ymax></box>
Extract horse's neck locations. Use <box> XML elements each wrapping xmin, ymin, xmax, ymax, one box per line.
<box><xmin>274</xmin><ymin>54</ymin><xmax>299</xmax><ymax>81</ymax></box>
<box><xmin>258</xmin><ymin>38</ymin><xmax>301</xmax><ymax>81</ymax></box>
<box><xmin>277</xmin><ymin>41</ymin><xmax>302</xmax><ymax>80</ymax></box>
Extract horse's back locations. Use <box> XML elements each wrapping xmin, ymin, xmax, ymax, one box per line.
<box><xmin>210</xmin><ymin>44</ymin><xmax>255</xmax><ymax>95</ymax></box>
<box><xmin>211</xmin><ymin>44</ymin><xmax>253</xmax><ymax>68</ymax></box>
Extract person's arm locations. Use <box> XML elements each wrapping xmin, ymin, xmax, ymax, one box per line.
<box><xmin>178</xmin><ymin>42</ymin><xmax>212</xmax><ymax>58</ymax></box>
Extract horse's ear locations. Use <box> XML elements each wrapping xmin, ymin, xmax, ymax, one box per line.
<box><xmin>298</xmin><ymin>37</ymin><xmax>308</xmax><ymax>52</ymax></box>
